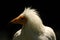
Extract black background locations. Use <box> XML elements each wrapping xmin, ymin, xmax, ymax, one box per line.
<box><xmin>0</xmin><ymin>0</ymin><xmax>60</xmax><ymax>40</ymax></box>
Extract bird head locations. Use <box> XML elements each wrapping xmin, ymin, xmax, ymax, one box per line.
<box><xmin>10</xmin><ymin>7</ymin><xmax>43</xmax><ymax>26</ymax></box>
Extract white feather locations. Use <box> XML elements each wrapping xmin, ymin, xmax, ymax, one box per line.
<box><xmin>13</xmin><ymin>8</ymin><xmax>56</xmax><ymax>40</ymax></box>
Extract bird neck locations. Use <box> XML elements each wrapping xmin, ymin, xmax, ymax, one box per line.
<box><xmin>22</xmin><ymin>20</ymin><xmax>45</xmax><ymax>35</ymax></box>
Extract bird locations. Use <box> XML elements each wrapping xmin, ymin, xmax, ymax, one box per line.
<box><xmin>10</xmin><ymin>7</ymin><xmax>56</xmax><ymax>40</ymax></box>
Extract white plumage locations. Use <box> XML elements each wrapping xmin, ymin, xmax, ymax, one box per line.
<box><xmin>11</xmin><ymin>8</ymin><xmax>56</xmax><ymax>40</ymax></box>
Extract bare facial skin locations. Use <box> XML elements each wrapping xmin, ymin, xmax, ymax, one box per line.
<box><xmin>11</xmin><ymin>15</ymin><xmax>27</xmax><ymax>25</ymax></box>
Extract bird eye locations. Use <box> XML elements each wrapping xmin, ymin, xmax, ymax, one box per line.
<box><xmin>21</xmin><ymin>18</ymin><xmax>24</xmax><ymax>20</ymax></box>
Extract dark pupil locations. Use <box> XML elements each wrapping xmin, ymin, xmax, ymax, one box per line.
<box><xmin>21</xmin><ymin>18</ymin><xmax>24</xmax><ymax>20</ymax></box>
